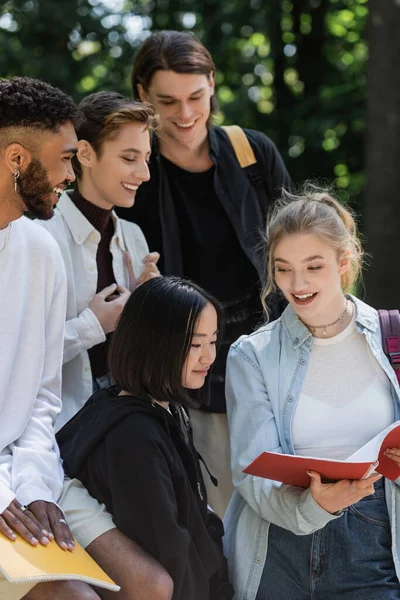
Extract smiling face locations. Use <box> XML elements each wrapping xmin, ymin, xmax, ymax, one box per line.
<box><xmin>138</xmin><ymin>70</ymin><xmax>214</xmax><ymax>149</ymax></box>
<box><xmin>18</xmin><ymin>122</ymin><xmax>77</xmax><ymax>220</ymax></box>
<box><xmin>77</xmin><ymin>121</ymin><xmax>151</xmax><ymax>210</ymax></box>
<box><xmin>273</xmin><ymin>233</ymin><xmax>350</xmax><ymax>327</ymax></box>
<box><xmin>182</xmin><ymin>302</ymin><xmax>218</xmax><ymax>389</ymax></box>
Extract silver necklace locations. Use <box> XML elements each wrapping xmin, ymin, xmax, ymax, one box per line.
<box><xmin>309</xmin><ymin>300</ymin><xmax>349</xmax><ymax>337</ymax></box>
<box><xmin>0</xmin><ymin>223</ymin><xmax>12</xmax><ymax>255</ymax></box>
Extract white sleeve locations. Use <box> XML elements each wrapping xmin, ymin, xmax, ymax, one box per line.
<box><xmin>226</xmin><ymin>341</ymin><xmax>342</xmax><ymax>535</ymax></box>
<box><xmin>0</xmin><ymin>448</ymin><xmax>15</xmax><ymax>513</ymax></box>
<box><xmin>63</xmin><ymin>308</ymin><xmax>106</xmax><ymax>364</ymax></box>
<box><xmin>11</xmin><ymin>265</ymin><xmax>67</xmax><ymax>507</ymax></box>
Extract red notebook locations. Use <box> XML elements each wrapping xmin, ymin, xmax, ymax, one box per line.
<box><xmin>244</xmin><ymin>421</ymin><xmax>400</xmax><ymax>488</ymax></box>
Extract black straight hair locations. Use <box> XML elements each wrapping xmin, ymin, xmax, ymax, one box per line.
<box><xmin>108</xmin><ymin>277</ymin><xmax>223</xmax><ymax>408</ymax></box>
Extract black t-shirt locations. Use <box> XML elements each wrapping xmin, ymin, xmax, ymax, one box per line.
<box><xmin>161</xmin><ymin>155</ymin><xmax>258</xmax><ymax>302</ymax></box>
<box><xmin>161</xmin><ymin>156</ymin><xmax>262</xmax><ymax>410</ymax></box>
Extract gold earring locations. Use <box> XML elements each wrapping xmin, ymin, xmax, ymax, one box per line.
<box><xmin>13</xmin><ymin>168</ymin><xmax>20</xmax><ymax>192</ymax></box>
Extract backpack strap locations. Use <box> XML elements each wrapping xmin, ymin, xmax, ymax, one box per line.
<box><xmin>378</xmin><ymin>309</ymin><xmax>400</xmax><ymax>384</ymax></box>
<box><xmin>221</xmin><ymin>125</ymin><xmax>270</xmax><ymax>218</ymax></box>
<box><xmin>221</xmin><ymin>125</ymin><xmax>257</xmax><ymax>168</ymax></box>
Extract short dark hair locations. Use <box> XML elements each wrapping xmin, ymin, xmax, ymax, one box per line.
<box><xmin>73</xmin><ymin>91</ymin><xmax>158</xmax><ymax>178</ymax></box>
<box><xmin>0</xmin><ymin>76</ymin><xmax>80</xmax><ymax>132</ymax></box>
<box><xmin>109</xmin><ymin>277</ymin><xmax>223</xmax><ymax>409</ymax></box>
<box><xmin>132</xmin><ymin>30</ymin><xmax>218</xmax><ymax>114</ymax></box>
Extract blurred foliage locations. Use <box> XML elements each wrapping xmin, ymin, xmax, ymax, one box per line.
<box><xmin>0</xmin><ymin>0</ymin><xmax>368</xmax><ymax>212</ymax></box>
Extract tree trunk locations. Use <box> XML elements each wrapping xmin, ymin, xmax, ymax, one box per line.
<box><xmin>364</xmin><ymin>0</ymin><xmax>400</xmax><ymax>308</ymax></box>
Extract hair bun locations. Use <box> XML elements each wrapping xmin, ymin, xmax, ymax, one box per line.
<box><xmin>304</xmin><ymin>185</ymin><xmax>356</xmax><ymax>236</ymax></box>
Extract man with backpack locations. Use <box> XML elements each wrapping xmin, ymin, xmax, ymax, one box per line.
<box><xmin>116</xmin><ymin>30</ymin><xmax>293</xmax><ymax>517</ymax></box>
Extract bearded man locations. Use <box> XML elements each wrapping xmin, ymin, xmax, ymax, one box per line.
<box><xmin>0</xmin><ymin>77</ymin><xmax>172</xmax><ymax>600</ymax></box>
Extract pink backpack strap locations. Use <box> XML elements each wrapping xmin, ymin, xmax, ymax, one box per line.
<box><xmin>378</xmin><ymin>309</ymin><xmax>400</xmax><ymax>384</ymax></box>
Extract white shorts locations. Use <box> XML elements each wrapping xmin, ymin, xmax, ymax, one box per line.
<box><xmin>59</xmin><ymin>478</ymin><xmax>115</xmax><ymax>549</ymax></box>
<box><xmin>0</xmin><ymin>479</ymin><xmax>115</xmax><ymax>600</ymax></box>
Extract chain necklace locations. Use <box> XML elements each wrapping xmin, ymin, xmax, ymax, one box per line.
<box><xmin>0</xmin><ymin>223</ymin><xmax>12</xmax><ymax>255</ymax></box>
<box><xmin>309</xmin><ymin>300</ymin><xmax>349</xmax><ymax>337</ymax></box>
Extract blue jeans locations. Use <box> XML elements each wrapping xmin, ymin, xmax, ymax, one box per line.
<box><xmin>256</xmin><ymin>479</ymin><xmax>400</xmax><ymax>599</ymax></box>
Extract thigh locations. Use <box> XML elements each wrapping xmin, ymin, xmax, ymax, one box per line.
<box><xmin>188</xmin><ymin>409</ymin><xmax>233</xmax><ymax>518</ymax></box>
<box><xmin>86</xmin><ymin>528</ymin><xmax>173</xmax><ymax>600</ymax></box>
<box><xmin>255</xmin><ymin>524</ymin><xmax>312</xmax><ymax>600</ymax></box>
<box><xmin>59</xmin><ymin>478</ymin><xmax>115</xmax><ymax>549</ymax></box>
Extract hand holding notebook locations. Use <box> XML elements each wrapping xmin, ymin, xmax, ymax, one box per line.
<box><xmin>244</xmin><ymin>421</ymin><xmax>400</xmax><ymax>488</ymax></box>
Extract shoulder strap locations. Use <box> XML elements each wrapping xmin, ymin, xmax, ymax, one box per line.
<box><xmin>378</xmin><ymin>309</ymin><xmax>400</xmax><ymax>384</ymax></box>
<box><xmin>221</xmin><ymin>125</ymin><xmax>257</xmax><ymax>168</ymax></box>
<box><xmin>221</xmin><ymin>125</ymin><xmax>270</xmax><ymax>217</ymax></box>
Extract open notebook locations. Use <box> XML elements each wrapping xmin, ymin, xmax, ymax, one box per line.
<box><xmin>0</xmin><ymin>534</ymin><xmax>119</xmax><ymax>591</ymax></box>
<box><xmin>244</xmin><ymin>421</ymin><xmax>400</xmax><ymax>488</ymax></box>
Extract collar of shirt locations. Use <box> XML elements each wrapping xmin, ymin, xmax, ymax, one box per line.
<box><xmin>57</xmin><ymin>190</ymin><xmax>126</xmax><ymax>252</ymax></box>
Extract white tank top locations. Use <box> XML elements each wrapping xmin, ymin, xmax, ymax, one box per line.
<box><xmin>292</xmin><ymin>312</ymin><xmax>394</xmax><ymax>460</ymax></box>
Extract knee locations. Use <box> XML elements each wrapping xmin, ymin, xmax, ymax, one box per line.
<box><xmin>119</xmin><ymin>566</ymin><xmax>173</xmax><ymax>600</ymax></box>
<box><xmin>118</xmin><ymin>563</ymin><xmax>173</xmax><ymax>600</ymax></box>
<box><xmin>147</xmin><ymin>568</ymin><xmax>174</xmax><ymax>600</ymax></box>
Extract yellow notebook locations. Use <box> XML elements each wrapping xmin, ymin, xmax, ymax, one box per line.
<box><xmin>0</xmin><ymin>533</ymin><xmax>119</xmax><ymax>591</ymax></box>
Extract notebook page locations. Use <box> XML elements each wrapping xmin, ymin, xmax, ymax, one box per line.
<box><xmin>346</xmin><ymin>421</ymin><xmax>400</xmax><ymax>463</ymax></box>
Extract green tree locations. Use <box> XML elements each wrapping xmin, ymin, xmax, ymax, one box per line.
<box><xmin>0</xmin><ymin>0</ymin><xmax>140</xmax><ymax>97</ymax></box>
<box><xmin>0</xmin><ymin>0</ymin><xmax>371</xmax><ymax>246</ymax></box>
<box><xmin>0</xmin><ymin>0</ymin><xmax>369</xmax><ymax>209</ymax></box>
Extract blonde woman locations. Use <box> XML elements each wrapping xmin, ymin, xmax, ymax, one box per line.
<box><xmin>224</xmin><ymin>186</ymin><xmax>400</xmax><ymax>599</ymax></box>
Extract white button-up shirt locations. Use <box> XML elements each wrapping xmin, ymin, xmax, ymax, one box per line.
<box><xmin>37</xmin><ymin>191</ymin><xmax>149</xmax><ymax>430</ymax></box>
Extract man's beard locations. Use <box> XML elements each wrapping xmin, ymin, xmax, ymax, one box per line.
<box><xmin>18</xmin><ymin>158</ymin><xmax>57</xmax><ymax>220</ymax></box>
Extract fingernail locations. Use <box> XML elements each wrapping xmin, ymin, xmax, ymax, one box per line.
<box><xmin>60</xmin><ymin>541</ymin><xmax>68</xmax><ymax>550</ymax></box>
<box><xmin>31</xmin><ymin>537</ymin><xmax>39</xmax><ymax>544</ymax></box>
<box><xmin>68</xmin><ymin>542</ymin><xmax>75</xmax><ymax>549</ymax></box>
<box><xmin>307</xmin><ymin>471</ymin><xmax>312</xmax><ymax>476</ymax></box>
<box><xmin>10</xmin><ymin>533</ymin><xmax>16</xmax><ymax>540</ymax></box>
<box><xmin>41</xmin><ymin>536</ymin><xmax>50</xmax><ymax>544</ymax></box>
<box><xmin>42</xmin><ymin>529</ymin><xmax>50</xmax><ymax>536</ymax></box>
<box><xmin>47</xmin><ymin>532</ymin><xmax>54</xmax><ymax>540</ymax></box>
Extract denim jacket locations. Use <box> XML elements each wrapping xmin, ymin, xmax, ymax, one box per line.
<box><xmin>224</xmin><ymin>295</ymin><xmax>400</xmax><ymax>600</ymax></box>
